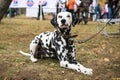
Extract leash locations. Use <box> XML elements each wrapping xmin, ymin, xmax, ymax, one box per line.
<box><xmin>77</xmin><ymin>6</ymin><xmax>120</xmax><ymax>44</ymax></box>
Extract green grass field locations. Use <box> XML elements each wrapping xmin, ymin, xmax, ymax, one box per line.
<box><xmin>0</xmin><ymin>15</ymin><xmax>120</xmax><ymax>80</ymax></box>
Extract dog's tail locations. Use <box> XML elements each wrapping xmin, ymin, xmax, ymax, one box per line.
<box><xmin>19</xmin><ymin>50</ymin><xmax>31</xmax><ymax>56</ymax></box>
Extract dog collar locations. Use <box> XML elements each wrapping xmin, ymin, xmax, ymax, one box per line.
<box><xmin>55</xmin><ymin>30</ymin><xmax>78</xmax><ymax>39</ymax></box>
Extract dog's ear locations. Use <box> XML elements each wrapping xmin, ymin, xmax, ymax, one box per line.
<box><xmin>50</xmin><ymin>15</ymin><xmax>58</xmax><ymax>29</ymax></box>
<box><xmin>72</xmin><ymin>16</ymin><xmax>78</xmax><ymax>27</ymax></box>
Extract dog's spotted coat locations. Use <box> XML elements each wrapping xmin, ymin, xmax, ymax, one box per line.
<box><xmin>19</xmin><ymin>12</ymin><xmax>93</xmax><ymax>75</ymax></box>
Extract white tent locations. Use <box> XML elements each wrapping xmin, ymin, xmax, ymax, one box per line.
<box><xmin>10</xmin><ymin>0</ymin><xmax>57</xmax><ymax>17</ymax></box>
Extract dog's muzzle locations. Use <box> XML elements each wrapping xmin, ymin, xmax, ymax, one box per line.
<box><xmin>60</xmin><ymin>19</ymin><xmax>69</xmax><ymax>29</ymax></box>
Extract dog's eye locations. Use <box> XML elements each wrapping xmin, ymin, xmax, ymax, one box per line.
<box><xmin>58</xmin><ymin>15</ymin><xmax>62</xmax><ymax>18</ymax></box>
<box><xmin>67</xmin><ymin>15</ymin><xmax>70</xmax><ymax>18</ymax></box>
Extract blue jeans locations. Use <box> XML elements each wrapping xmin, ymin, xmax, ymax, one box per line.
<box><xmin>95</xmin><ymin>6</ymin><xmax>99</xmax><ymax>20</ymax></box>
<box><xmin>108</xmin><ymin>7</ymin><xmax>112</xmax><ymax>19</ymax></box>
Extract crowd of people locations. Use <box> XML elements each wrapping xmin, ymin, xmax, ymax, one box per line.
<box><xmin>101</xmin><ymin>0</ymin><xmax>119</xmax><ymax>19</ymax></box>
<box><xmin>38</xmin><ymin>0</ymin><xmax>119</xmax><ymax>24</ymax></box>
<box><xmin>7</xmin><ymin>0</ymin><xmax>119</xmax><ymax>24</ymax></box>
<box><xmin>56</xmin><ymin>0</ymin><xmax>119</xmax><ymax>22</ymax></box>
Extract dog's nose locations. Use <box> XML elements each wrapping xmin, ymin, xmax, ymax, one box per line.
<box><xmin>61</xmin><ymin>19</ymin><xmax>66</xmax><ymax>24</ymax></box>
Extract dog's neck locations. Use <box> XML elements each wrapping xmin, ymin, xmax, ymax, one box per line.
<box><xmin>55</xmin><ymin>28</ymin><xmax>78</xmax><ymax>40</ymax></box>
<box><xmin>55</xmin><ymin>28</ymin><xmax>71</xmax><ymax>39</ymax></box>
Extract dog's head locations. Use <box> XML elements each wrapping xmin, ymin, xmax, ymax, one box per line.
<box><xmin>51</xmin><ymin>12</ymin><xmax>77</xmax><ymax>30</ymax></box>
<box><xmin>57</xmin><ymin>12</ymin><xmax>72</xmax><ymax>29</ymax></box>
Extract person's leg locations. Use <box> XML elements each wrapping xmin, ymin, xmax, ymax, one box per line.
<box><xmin>42</xmin><ymin>8</ymin><xmax>45</xmax><ymax>20</ymax></box>
<box><xmin>108</xmin><ymin>7</ymin><xmax>112</xmax><ymax>19</ymax></box>
<box><xmin>37</xmin><ymin>5</ymin><xmax>40</xmax><ymax>20</ymax></box>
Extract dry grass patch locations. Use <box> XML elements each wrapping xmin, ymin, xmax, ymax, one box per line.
<box><xmin>0</xmin><ymin>16</ymin><xmax>120</xmax><ymax>80</ymax></box>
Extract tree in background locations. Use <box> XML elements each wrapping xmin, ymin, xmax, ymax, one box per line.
<box><xmin>0</xmin><ymin>0</ymin><xmax>12</xmax><ymax>22</ymax></box>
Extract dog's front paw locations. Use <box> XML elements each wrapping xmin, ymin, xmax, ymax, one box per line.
<box><xmin>81</xmin><ymin>68</ymin><xmax>93</xmax><ymax>75</ymax></box>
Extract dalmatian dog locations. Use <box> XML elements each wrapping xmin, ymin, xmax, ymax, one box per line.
<box><xmin>19</xmin><ymin>12</ymin><xmax>93</xmax><ymax>75</ymax></box>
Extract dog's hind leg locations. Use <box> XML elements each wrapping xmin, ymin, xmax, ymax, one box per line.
<box><xmin>30</xmin><ymin>55</ymin><xmax>38</xmax><ymax>62</ymax></box>
<box><xmin>30</xmin><ymin>43</ymin><xmax>38</xmax><ymax>62</ymax></box>
<box><xmin>29</xmin><ymin>37</ymin><xmax>40</xmax><ymax>62</ymax></box>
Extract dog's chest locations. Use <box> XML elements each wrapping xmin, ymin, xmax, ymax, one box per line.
<box><xmin>38</xmin><ymin>31</ymin><xmax>66</xmax><ymax>53</ymax></box>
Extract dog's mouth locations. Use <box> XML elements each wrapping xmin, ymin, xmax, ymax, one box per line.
<box><xmin>60</xmin><ymin>24</ymin><xmax>69</xmax><ymax>29</ymax></box>
<box><xmin>61</xmin><ymin>24</ymin><xmax>68</xmax><ymax>26</ymax></box>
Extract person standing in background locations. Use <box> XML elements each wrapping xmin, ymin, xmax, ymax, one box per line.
<box><xmin>74</xmin><ymin>0</ymin><xmax>81</xmax><ymax>17</ymax></box>
<box><xmin>112</xmin><ymin>0</ymin><xmax>118</xmax><ymax>18</ymax></box>
<box><xmin>108</xmin><ymin>0</ymin><xmax>113</xmax><ymax>19</ymax></box>
<box><xmin>37</xmin><ymin>0</ymin><xmax>47</xmax><ymax>20</ymax></box>
<box><xmin>91</xmin><ymin>0</ymin><xmax>98</xmax><ymax>21</ymax></box>
<box><xmin>79</xmin><ymin>0</ymin><xmax>93</xmax><ymax>24</ymax></box>
<box><xmin>108</xmin><ymin>0</ymin><xmax>118</xmax><ymax>24</ymax></box>
<box><xmin>66</xmin><ymin>0</ymin><xmax>79</xmax><ymax>15</ymax></box>
<box><xmin>102</xmin><ymin>2</ymin><xmax>108</xmax><ymax>19</ymax></box>
<box><xmin>56</xmin><ymin>0</ymin><xmax>68</xmax><ymax>14</ymax></box>
<box><xmin>89</xmin><ymin>3</ymin><xmax>95</xmax><ymax>21</ymax></box>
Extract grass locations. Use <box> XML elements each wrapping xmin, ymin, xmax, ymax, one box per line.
<box><xmin>0</xmin><ymin>15</ymin><xmax>120</xmax><ymax>80</ymax></box>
